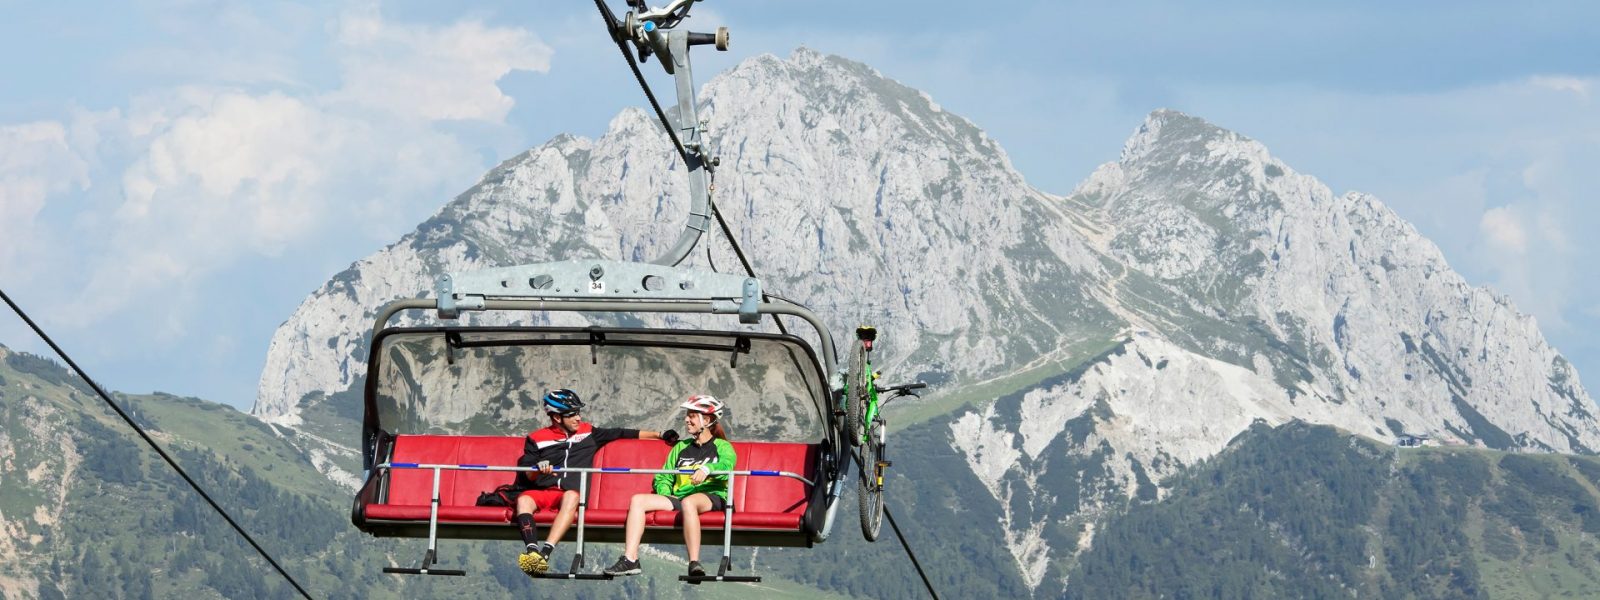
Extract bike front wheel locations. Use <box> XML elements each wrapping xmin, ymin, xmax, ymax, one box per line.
<box><xmin>858</xmin><ymin>419</ymin><xmax>886</xmax><ymax>541</ymax></box>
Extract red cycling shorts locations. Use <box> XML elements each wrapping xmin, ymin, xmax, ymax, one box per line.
<box><xmin>517</xmin><ymin>488</ymin><xmax>571</xmax><ymax>512</ymax></box>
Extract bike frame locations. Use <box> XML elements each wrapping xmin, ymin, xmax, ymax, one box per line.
<box><xmin>860</xmin><ymin>353</ymin><xmax>882</xmax><ymax>446</ymax></box>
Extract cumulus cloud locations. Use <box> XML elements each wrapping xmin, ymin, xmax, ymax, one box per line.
<box><xmin>1475</xmin><ymin>199</ymin><xmax>1578</xmax><ymax>332</ymax></box>
<box><xmin>58</xmin><ymin>86</ymin><xmax>482</xmax><ymax>325</ymax></box>
<box><xmin>0</xmin><ymin>121</ymin><xmax>89</xmax><ymax>280</ymax></box>
<box><xmin>37</xmin><ymin>6</ymin><xmax>547</xmax><ymax>325</ymax></box>
<box><xmin>329</xmin><ymin>5</ymin><xmax>553</xmax><ymax>122</ymax></box>
<box><xmin>1479</xmin><ymin>206</ymin><xmax>1527</xmax><ymax>255</ymax></box>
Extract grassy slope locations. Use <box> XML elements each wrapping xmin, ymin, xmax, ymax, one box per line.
<box><xmin>887</xmin><ymin>335</ymin><xmax>1126</xmax><ymax>429</ymax></box>
<box><xmin>1065</xmin><ymin>421</ymin><xmax>1600</xmax><ymax>599</ymax></box>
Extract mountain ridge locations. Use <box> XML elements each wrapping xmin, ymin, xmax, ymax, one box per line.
<box><xmin>246</xmin><ymin>48</ymin><xmax>1594</xmax><ymax>591</ymax></box>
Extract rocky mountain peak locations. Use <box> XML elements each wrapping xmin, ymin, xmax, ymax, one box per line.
<box><xmin>252</xmin><ymin>49</ymin><xmax>1110</xmax><ymax>423</ymax></box>
<box><xmin>248</xmin><ymin>49</ymin><xmax>1598</xmax><ymax>594</ymax></box>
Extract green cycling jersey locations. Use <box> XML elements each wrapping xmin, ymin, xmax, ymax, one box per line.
<box><xmin>653</xmin><ymin>437</ymin><xmax>737</xmax><ymax>500</ymax></box>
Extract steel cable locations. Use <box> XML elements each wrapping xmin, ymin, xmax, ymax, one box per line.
<box><xmin>0</xmin><ymin>288</ymin><xmax>315</xmax><ymax>600</ymax></box>
<box><xmin>592</xmin><ymin>3</ymin><xmax>939</xmax><ymax>597</ymax></box>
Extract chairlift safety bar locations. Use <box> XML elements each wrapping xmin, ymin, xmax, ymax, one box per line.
<box><xmin>378</xmin><ymin>462</ymin><xmax>814</xmax><ymax>487</ymax></box>
<box><xmin>376</xmin><ymin>461</ymin><xmax>794</xmax><ymax>581</ymax></box>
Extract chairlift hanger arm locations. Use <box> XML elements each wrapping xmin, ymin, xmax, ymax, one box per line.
<box><xmin>595</xmin><ymin>0</ymin><xmax>731</xmax><ymax>267</ymax></box>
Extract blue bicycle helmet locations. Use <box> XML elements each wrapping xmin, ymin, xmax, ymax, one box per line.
<box><xmin>543</xmin><ymin>389</ymin><xmax>585</xmax><ymax>416</ymax></box>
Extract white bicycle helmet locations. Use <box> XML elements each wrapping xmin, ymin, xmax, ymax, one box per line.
<box><xmin>679</xmin><ymin>394</ymin><xmax>725</xmax><ymax>419</ymax></box>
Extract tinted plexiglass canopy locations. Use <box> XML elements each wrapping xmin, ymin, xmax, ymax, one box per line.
<box><xmin>362</xmin><ymin>327</ymin><xmax>830</xmax><ymax>467</ymax></box>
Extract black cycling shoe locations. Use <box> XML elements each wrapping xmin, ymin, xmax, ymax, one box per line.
<box><xmin>686</xmin><ymin>560</ymin><xmax>706</xmax><ymax>584</ymax></box>
<box><xmin>603</xmin><ymin>556</ymin><xmax>642</xmax><ymax>576</ymax></box>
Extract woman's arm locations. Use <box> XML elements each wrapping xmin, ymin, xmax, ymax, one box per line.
<box><xmin>708</xmin><ymin>438</ymin><xmax>738</xmax><ymax>472</ymax></box>
<box><xmin>653</xmin><ymin>443</ymin><xmax>682</xmax><ymax>495</ymax></box>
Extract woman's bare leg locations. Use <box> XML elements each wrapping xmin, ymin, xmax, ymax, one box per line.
<box><xmin>678</xmin><ymin>493</ymin><xmax>715</xmax><ymax>562</ymax></box>
<box><xmin>622</xmin><ymin>493</ymin><xmax>675</xmax><ymax>561</ymax></box>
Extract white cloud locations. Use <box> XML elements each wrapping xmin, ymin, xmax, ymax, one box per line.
<box><xmin>58</xmin><ymin>85</ymin><xmax>483</xmax><ymax>324</ymax></box>
<box><xmin>1479</xmin><ymin>206</ymin><xmax>1527</xmax><ymax>255</ymax></box>
<box><xmin>118</xmin><ymin>91</ymin><xmax>328</xmax><ymax>248</ymax></box>
<box><xmin>0</xmin><ymin>121</ymin><xmax>89</xmax><ymax>279</ymax></box>
<box><xmin>329</xmin><ymin>5</ymin><xmax>553</xmax><ymax>122</ymax></box>
<box><xmin>1529</xmin><ymin>75</ymin><xmax>1593</xmax><ymax>101</ymax></box>
<box><xmin>13</xmin><ymin>5</ymin><xmax>560</xmax><ymax>326</ymax></box>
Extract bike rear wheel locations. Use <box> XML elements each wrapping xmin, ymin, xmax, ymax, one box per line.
<box><xmin>845</xmin><ymin>338</ymin><xmax>870</xmax><ymax>447</ymax></box>
<box><xmin>858</xmin><ymin>419</ymin><xmax>886</xmax><ymax>541</ymax></box>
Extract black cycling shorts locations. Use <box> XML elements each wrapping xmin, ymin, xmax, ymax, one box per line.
<box><xmin>667</xmin><ymin>493</ymin><xmax>726</xmax><ymax>513</ymax></box>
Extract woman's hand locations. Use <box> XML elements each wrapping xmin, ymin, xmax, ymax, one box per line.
<box><xmin>690</xmin><ymin>466</ymin><xmax>709</xmax><ymax>484</ymax></box>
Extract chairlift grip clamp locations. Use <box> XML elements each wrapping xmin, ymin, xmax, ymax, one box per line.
<box><xmin>435</xmin><ymin>274</ymin><xmax>484</xmax><ymax>320</ymax></box>
<box><xmin>738</xmin><ymin>277</ymin><xmax>761</xmax><ymax>324</ymax></box>
<box><xmin>436</xmin><ymin>275</ymin><xmax>458</xmax><ymax>319</ymax></box>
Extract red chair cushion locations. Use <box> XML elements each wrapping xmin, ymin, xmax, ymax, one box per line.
<box><xmin>646</xmin><ymin>511</ymin><xmax>803</xmax><ymax>530</ymax></box>
<box><xmin>589</xmin><ymin>441</ymin><xmax>671</xmax><ymax>512</ymax></box>
<box><xmin>364</xmin><ymin>504</ymin><xmax>512</xmax><ymax>523</ymax></box>
<box><xmin>383</xmin><ymin>435</ymin><xmax>522</xmax><ymax>508</ymax></box>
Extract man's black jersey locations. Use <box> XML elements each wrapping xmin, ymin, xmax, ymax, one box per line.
<box><xmin>519</xmin><ymin>422</ymin><xmax>639</xmax><ymax>490</ymax></box>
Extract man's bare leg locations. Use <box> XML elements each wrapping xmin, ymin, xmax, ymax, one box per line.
<box><xmin>544</xmin><ymin>490</ymin><xmax>581</xmax><ymax>546</ymax></box>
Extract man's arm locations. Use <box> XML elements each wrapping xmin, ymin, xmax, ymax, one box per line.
<box><xmin>595</xmin><ymin>427</ymin><xmax>677</xmax><ymax>444</ymax></box>
<box><xmin>515</xmin><ymin>435</ymin><xmax>543</xmax><ymax>485</ymax></box>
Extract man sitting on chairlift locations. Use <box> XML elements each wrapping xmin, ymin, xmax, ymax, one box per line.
<box><xmin>513</xmin><ymin>389</ymin><xmax>677</xmax><ymax>575</ymax></box>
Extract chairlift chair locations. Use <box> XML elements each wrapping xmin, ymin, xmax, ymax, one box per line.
<box><xmin>349</xmin><ymin>261</ymin><xmax>851</xmax><ymax>580</ymax></box>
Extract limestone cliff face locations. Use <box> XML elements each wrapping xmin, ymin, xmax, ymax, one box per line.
<box><xmin>251</xmin><ymin>49</ymin><xmax>1594</xmax><ymax>593</ymax></box>
<box><xmin>253</xmin><ymin>48</ymin><xmax>1115</xmax><ymax>425</ymax></box>
<box><xmin>954</xmin><ymin>110</ymin><xmax>1598</xmax><ymax>589</ymax></box>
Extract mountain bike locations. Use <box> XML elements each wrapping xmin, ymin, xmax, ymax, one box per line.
<box><xmin>845</xmin><ymin>325</ymin><xmax>926</xmax><ymax>541</ymax></box>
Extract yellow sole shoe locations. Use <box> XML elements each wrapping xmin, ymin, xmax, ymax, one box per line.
<box><xmin>518</xmin><ymin>551</ymin><xmax>549</xmax><ymax>575</ymax></box>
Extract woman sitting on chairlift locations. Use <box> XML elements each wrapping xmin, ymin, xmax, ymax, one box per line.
<box><xmin>604</xmin><ymin>395</ymin><xmax>736</xmax><ymax>579</ymax></box>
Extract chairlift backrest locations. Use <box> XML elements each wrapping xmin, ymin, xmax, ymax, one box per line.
<box><xmin>363</xmin><ymin>326</ymin><xmax>830</xmax><ymax>465</ymax></box>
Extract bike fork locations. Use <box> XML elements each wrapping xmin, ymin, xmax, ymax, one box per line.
<box><xmin>873</xmin><ymin>423</ymin><xmax>891</xmax><ymax>489</ymax></box>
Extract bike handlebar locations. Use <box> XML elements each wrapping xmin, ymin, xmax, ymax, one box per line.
<box><xmin>879</xmin><ymin>382</ymin><xmax>928</xmax><ymax>396</ymax></box>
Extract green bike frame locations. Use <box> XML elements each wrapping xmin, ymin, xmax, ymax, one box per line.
<box><xmin>860</xmin><ymin>356</ymin><xmax>881</xmax><ymax>446</ymax></box>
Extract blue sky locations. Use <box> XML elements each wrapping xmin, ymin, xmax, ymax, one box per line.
<box><xmin>1</xmin><ymin>0</ymin><xmax>1596</xmax><ymax>410</ymax></box>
